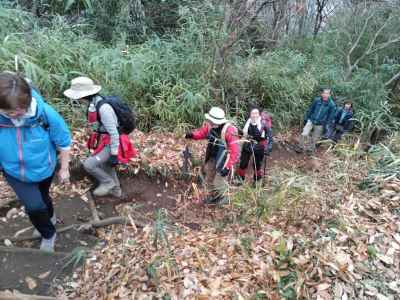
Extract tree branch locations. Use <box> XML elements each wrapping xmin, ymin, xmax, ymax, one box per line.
<box><xmin>385</xmin><ymin>70</ymin><xmax>400</xmax><ymax>87</ymax></box>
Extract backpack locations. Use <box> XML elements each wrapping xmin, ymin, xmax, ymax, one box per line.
<box><xmin>96</xmin><ymin>96</ymin><xmax>136</xmax><ymax>134</ymax></box>
<box><xmin>261</xmin><ymin>111</ymin><xmax>272</xmax><ymax>129</ymax></box>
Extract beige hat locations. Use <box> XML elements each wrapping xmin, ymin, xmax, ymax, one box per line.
<box><xmin>63</xmin><ymin>77</ymin><xmax>102</xmax><ymax>100</ymax></box>
<box><xmin>205</xmin><ymin>107</ymin><xmax>228</xmax><ymax>125</ymax></box>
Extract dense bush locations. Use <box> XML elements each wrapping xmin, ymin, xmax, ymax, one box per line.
<box><xmin>0</xmin><ymin>2</ymin><xmax>399</xmax><ymax>135</ymax></box>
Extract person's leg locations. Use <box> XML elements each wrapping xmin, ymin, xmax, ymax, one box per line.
<box><xmin>311</xmin><ymin>125</ymin><xmax>323</xmax><ymax>152</ymax></box>
<box><xmin>4</xmin><ymin>173</ymin><xmax>55</xmax><ymax>241</ymax></box>
<box><xmin>203</xmin><ymin>159</ymin><xmax>216</xmax><ymax>193</ymax></box>
<box><xmin>38</xmin><ymin>175</ymin><xmax>55</xmax><ymax>219</ymax></box>
<box><xmin>253</xmin><ymin>148</ymin><xmax>265</xmax><ymax>181</ymax></box>
<box><xmin>102</xmin><ymin>160</ymin><xmax>121</xmax><ymax>197</ymax></box>
<box><xmin>299</xmin><ymin>121</ymin><xmax>313</xmax><ymax>151</ymax></box>
<box><xmin>334</xmin><ymin>129</ymin><xmax>345</xmax><ymax>143</ymax></box>
<box><xmin>83</xmin><ymin>147</ymin><xmax>117</xmax><ymax>196</ymax></box>
<box><xmin>237</xmin><ymin>146</ymin><xmax>251</xmax><ymax>181</ymax></box>
<box><xmin>211</xmin><ymin>172</ymin><xmax>229</xmax><ymax>204</ymax></box>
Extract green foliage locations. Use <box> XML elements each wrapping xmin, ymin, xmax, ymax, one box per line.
<box><xmin>363</xmin><ymin>133</ymin><xmax>400</xmax><ymax>189</ymax></box>
<box><xmin>0</xmin><ymin>2</ymin><xmax>399</xmax><ymax>134</ymax></box>
<box><xmin>367</xmin><ymin>245</ymin><xmax>378</xmax><ymax>259</ymax></box>
<box><xmin>63</xmin><ymin>247</ymin><xmax>88</xmax><ymax>269</ymax></box>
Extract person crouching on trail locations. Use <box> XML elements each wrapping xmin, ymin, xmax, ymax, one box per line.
<box><xmin>64</xmin><ymin>77</ymin><xmax>136</xmax><ymax>198</ymax></box>
<box><xmin>237</xmin><ymin>107</ymin><xmax>273</xmax><ymax>183</ymax></box>
<box><xmin>0</xmin><ymin>72</ymin><xmax>72</xmax><ymax>252</ymax></box>
<box><xmin>185</xmin><ymin>107</ymin><xmax>240</xmax><ymax>204</ymax></box>
<box><xmin>330</xmin><ymin>101</ymin><xmax>354</xmax><ymax>143</ymax></box>
<box><xmin>298</xmin><ymin>88</ymin><xmax>336</xmax><ymax>154</ymax></box>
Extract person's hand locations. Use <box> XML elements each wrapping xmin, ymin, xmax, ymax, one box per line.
<box><xmin>108</xmin><ymin>155</ymin><xmax>119</xmax><ymax>167</ymax></box>
<box><xmin>58</xmin><ymin>168</ymin><xmax>70</xmax><ymax>184</ymax></box>
<box><xmin>220</xmin><ymin>167</ymin><xmax>230</xmax><ymax>177</ymax></box>
<box><xmin>185</xmin><ymin>132</ymin><xmax>193</xmax><ymax>139</ymax></box>
<box><xmin>264</xmin><ymin>149</ymin><xmax>271</xmax><ymax>156</ymax></box>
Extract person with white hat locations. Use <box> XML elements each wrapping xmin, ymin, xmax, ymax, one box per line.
<box><xmin>64</xmin><ymin>77</ymin><xmax>136</xmax><ymax>198</ymax></box>
<box><xmin>185</xmin><ymin>107</ymin><xmax>240</xmax><ymax>204</ymax></box>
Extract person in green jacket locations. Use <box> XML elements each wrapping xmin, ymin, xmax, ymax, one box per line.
<box><xmin>298</xmin><ymin>88</ymin><xmax>336</xmax><ymax>153</ymax></box>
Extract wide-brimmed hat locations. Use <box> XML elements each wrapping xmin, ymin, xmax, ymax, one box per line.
<box><xmin>63</xmin><ymin>77</ymin><xmax>102</xmax><ymax>100</ymax></box>
<box><xmin>205</xmin><ymin>107</ymin><xmax>227</xmax><ymax>125</ymax></box>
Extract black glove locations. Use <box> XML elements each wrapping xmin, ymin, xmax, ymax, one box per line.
<box><xmin>185</xmin><ymin>132</ymin><xmax>193</xmax><ymax>139</ymax></box>
<box><xmin>108</xmin><ymin>155</ymin><xmax>119</xmax><ymax>167</ymax></box>
<box><xmin>220</xmin><ymin>167</ymin><xmax>230</xmax><ymax>177</ymax></box>
<box><xmin>264</xmin><ymin>148</ymin><xmax>271</xmax><ymax>156</ymax></box>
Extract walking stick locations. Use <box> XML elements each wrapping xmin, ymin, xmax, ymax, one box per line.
<box><xmin>182</xmin><ymin>144</ymin><xmax>192</xmax><ymax>181</ymax></box>
<box><xmin>262</xmin><ymin>152</ymin><xmax>268</xmax><ymax>186</ymax></box>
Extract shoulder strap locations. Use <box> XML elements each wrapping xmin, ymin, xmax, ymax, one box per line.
<box><xmin>221</xmin><ymin>122</ymin><xmax>234</xmax><ymax>144</ymax></box>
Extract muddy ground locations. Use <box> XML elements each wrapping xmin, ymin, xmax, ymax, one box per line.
<box><xmin>0</xmin><ymin>140</ymin><xmax>324</xmax><ymax>296</ymax></box>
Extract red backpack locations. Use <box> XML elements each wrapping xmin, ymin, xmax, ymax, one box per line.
<box><xmin>261</xmin><ymin>111</ymin><xmax>272</xmax><ymax>129</ymax></box>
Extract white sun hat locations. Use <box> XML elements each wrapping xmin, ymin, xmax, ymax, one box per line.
<box><xmin>205</xmin><ymin>107</ymin><xmax>228</xmax><ymax>125</ymax></box>
<box><xmin>63</xmin><ymin>77</ymin><xmax>102</xmax><ymax>100</ymax></box>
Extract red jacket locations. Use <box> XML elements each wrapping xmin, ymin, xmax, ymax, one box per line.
<box><xmin>192</xmin><ymin>122</ymin><xmax>240</xmax><ymax>170</ymax></box>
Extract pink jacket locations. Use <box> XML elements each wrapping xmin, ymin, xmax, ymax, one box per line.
<box><xmin>192</xmin><ymin>122</ymin><xmax>240</xmax><ymax>170</ymax></box>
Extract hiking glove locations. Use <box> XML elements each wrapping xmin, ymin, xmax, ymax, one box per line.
<box><xmin>185</xmin><ymin>132</ymin><xmax>193</xmax><ymax>139</ymax></box>
<box><xmin>108</xmin><ymin>155</ymin><xmax>119</xmax><ymax>167</ymax></box>
<box><xmin>220</xmin><ymin>167</ymin><xmax>230</xmax><ymax>177</ymax></box>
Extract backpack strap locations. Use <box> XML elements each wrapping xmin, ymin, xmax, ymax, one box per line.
<box><xmin>221</xmin><ymin>122</ymin><xmax>234</xmax><ymax>147</ymax></box>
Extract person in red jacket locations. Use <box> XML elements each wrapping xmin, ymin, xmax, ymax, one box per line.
<box><xmin>185</xmin><ymin>107</ymin><xmax>240</xmax><ymax>204</ymax></box>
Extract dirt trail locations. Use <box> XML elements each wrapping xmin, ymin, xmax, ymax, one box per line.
<box><xmin>0</xmin><ymin>140</ymin><xmax>318</xmax><ymax>296</ymax></box>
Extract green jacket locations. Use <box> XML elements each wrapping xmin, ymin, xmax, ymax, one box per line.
<box><xmin>304</xmin><ymin>96</ymin><xmax>336</xmax><ymax>126</ymax></box>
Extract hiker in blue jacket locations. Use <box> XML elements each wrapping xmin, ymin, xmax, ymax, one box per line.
<box><xmin>298</xmin><ymin>88</ymin><xmax>336</xmax><ymax>153</ymax></box>
<box><xmin>330</xmin><ymin>101</ymin><xmax>354</xmax><ymax>143</ymax></box>
<box><xmin>0</xmin><ymin>72</ymin><xmax>71</xmax><ymax>252</ymax></box>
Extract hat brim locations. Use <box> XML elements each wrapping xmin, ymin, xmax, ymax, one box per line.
<box><xmin>63</xmin><ymin>85</ymin><xmax>102</xmax><ymax>100</ymax></box>
<box><xmin>205</xmin><ymin>113</ymin><xmax>227</xmax><ymax>125</ymax></box>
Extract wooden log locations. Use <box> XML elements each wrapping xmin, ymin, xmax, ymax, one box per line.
<box><xmin>0</xmin><ymin>291</ymin><xmax>57</xmax><ymax>300</ymax></box>
<box><xmin>0</xmin><ymin>216</ymin><xmax>145</xmax><ymax>243</ymax></box>
<box><xmin>0</xmin><ymin>246</ymin><xmax>68</xmax><ymax>256</ymax></box>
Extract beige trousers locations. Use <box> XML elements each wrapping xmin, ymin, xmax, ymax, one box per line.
<box><xmin>300</xmin><ymin>120</ymin><xmax>323</xmax><ymax>152</ymax></box>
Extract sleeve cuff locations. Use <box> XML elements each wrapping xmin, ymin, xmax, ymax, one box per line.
<box><xmin>57</xmin><ymin>145</ymin><xmax>71</xmax><ymax>151</ymax></box>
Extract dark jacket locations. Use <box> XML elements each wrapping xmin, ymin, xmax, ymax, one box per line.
<box><xmin>334</xmin><ymin>108</ymin><xmax>353</xmax><ymax>131</ymax></box>
<box><xmin>304</xmin><ymin>97</ymin><xmax>336</xmax><ymax>126</ymax></box>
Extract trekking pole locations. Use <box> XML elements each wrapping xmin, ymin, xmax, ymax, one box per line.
<box><xmin>182</xmin><ymin>144</ymin><xmax>192</xmax><ymax>181</ymax></box>
<box><xmin>262</xmin><ymin>153</ymin><xmax>267</xmax><ymax>186</ymax></box>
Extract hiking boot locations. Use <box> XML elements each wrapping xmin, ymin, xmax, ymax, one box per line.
<box><xmin>294</xmin><ymin>145</ymin><xmax>304</xmax><ymax>154</ymax></box>
<box><xmin>204</xmin><ymin>195</ymin><xmax>229</xmax><ymax>205</ymax></box>
<box><xmin>93</xmin><ymin>182</ymin><xmax>116</xmax><ymax>197</ymax></box>
<box><xmin>203</xmin><ymin>195</ymin><xmax>219</xmax><ymax>205</ymax></box>
<box><xmin>306</xmin><ymin>149</ymin><xmax>314</xmax><ymax>156</ymax></box>
<box><xmin>40</xmin><ymin>233</ymin><xmax>56</xmax><ymax>252</ymax></box>
<box><xmin>33</xmin><ymin>214</ymin><xmax>56</xmax><ymax>238</ymax></box>
<box><xmin>110</xmin><ymin>186</ymin><xmax>122</xmax><ymax>198</ymax></box>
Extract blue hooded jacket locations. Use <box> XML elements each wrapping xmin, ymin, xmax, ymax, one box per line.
<box><xmin>0</xmin><ymin>89</ymin><xmax>71</xmax><ymax>183</ymax></box>
<box><xmin>334</xmin><ymin>107</ymin><xmax>354</xmax><ymax>131</ymax></box>
<box><xmin>304</xmin><ymin>96</ymin><xmax>336</xmax><ymax>126</ymax></box>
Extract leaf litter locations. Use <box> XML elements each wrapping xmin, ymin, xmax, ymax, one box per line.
<box><xmin>1</xmin><ymin>129</ymin><xmax>399</xmax><ymax>299</ymax></box>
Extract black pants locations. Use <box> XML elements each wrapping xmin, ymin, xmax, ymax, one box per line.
<box><xmin>238</xmin><ymin>143</ymin><xmax>264</xmax><ymax>179</ymax></box>
<box><xmin>5</xmin><ymin>173</ymin><xmax>55</xmax><ymax>239</ymax></box>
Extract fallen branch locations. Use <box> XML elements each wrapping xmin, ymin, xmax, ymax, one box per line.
<box><xmin>0</xmin><ymin>216</ymin><xmax>146</xmax><ymax>243</ymax></box>
<box><xmin>0</xmin><ymin>291</ymin><xmax>57</xmax><ymax>300</ymax></box>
